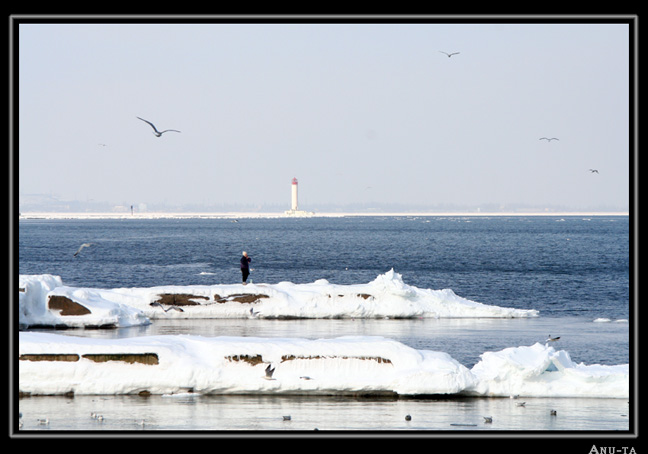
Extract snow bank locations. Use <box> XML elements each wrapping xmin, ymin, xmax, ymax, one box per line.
<box><xmin>18</xmin><ymin>332</ymin><xmax>475</xmax><ymax>397</ymax></box>
<box><xmin>18</xmin><ymin>275</ymin><xmax>63</xmax><ymax>328</ymax></box>
<box><xmin>17</xmin><ymin>270</ymin><xmax>538</xmax><ymax>328</ymax></box>
<box><xmin>468</xmin><ymin>343</ymin><xmax>629</xmax><ymax>399</ymax></box>
<box><xmin>18</xmin><ymin>333</ymin><xmax>628</xmax><ymax>399</ymax></box>
<box><xmin>18</xmin><ymin>275</ymin><xmax>150</xmax><ymax>329</ymax></box>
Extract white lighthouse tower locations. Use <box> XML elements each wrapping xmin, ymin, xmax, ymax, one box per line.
<box><xmin>285</xmin><ymin>177</ymin><xmax>313</xmax><ymax>216</ymax></box>
<box><xmin>291</xmin><ymin>177</ymin><xmax>299</xmax><ymax>211</ymax></box>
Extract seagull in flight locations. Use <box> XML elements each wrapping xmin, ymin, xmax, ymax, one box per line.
<box><xmin>439</xmin><ymin>51</ymin><xmax>460</xmax><ymax>58</ymax></box>
<box><xmin>589</xmin><ymin>169</ymin><xmax>599</xmax><ymax>173</ymax></box>
<box><xmin>150</xmin><ymin>302</ymin><xmax>185</xmax><ymax>313</ymax></box>
<box><xmin>137</xmin><ymin>117</ymin><xmax>181</xmax><ymax>137</ymax></box>
<box><xmin>539</xmin><ymin>137</ymin><xmax>559</xmax><ymax>142</ymax></box>
<box><xmin>74</xmin><ymin>243</ymin><xmax>93</xmax><ymax>257</ymax></box>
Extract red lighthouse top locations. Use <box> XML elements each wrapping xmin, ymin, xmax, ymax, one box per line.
<box><xmin>292</xmin><ymin>177</ymin><xmax>298</xmax><ymax>185</ymax></box>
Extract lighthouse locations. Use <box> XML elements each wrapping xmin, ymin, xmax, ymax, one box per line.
<box><xmin>285</xmin><ymin>177</ymin><xmax>313</xmax><ymax>216</ymax></box>
<box><xmin>291</xmin><ymin>177</ymin><xmax>299</xmax><ymax>211</ymax></box>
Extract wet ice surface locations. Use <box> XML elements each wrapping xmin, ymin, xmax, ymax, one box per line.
<box><xmin>18</xmin><ymin>393</ymin><xmax>629</xmax><ymax>432</ymax></box>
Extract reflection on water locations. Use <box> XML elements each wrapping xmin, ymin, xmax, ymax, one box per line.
<box><xmin>17</xmin><ymin>393</ymin><xmax>629</xmax><ymax>432</ymax></box>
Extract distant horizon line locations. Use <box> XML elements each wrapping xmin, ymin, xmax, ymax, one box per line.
<box><xmin>18</xmin><ymin>210</ymin><xmax>630</xmax><ymax>220</ymax></box>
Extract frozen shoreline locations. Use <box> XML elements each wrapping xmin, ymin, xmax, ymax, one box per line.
<box><xmin>18</xmin><ymin>211</ymin><xmax>629</xmax><ymax>220</ymax></box>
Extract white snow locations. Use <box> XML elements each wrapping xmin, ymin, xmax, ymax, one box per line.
<box><xmin>17</xmin><ymin>273</ymin><xmax>627</xmax><ymax>399</ymax></box>
<box><xmin>18</xmin><ymin>332</ymin><xmax>628</xmax><ymax>398</ymax></box>
<box><xmin>18</xmin><ymin>275</ymin><xmax>149</xmax><ymax>329</ymax></box>
<box><xmin>468</xmin><ymin>343</ymin><xmax>628</xmax><ymax>398</ymax></box>
<box><xmin>18</xmin><ymin>270</ymin><xmax>538</xmax><ymax>328</ymax></box>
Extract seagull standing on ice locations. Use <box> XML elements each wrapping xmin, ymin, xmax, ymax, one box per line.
<box><xmin>74</xmin><ymin>243</ymin><xmax>93</xmax><ymax>257</ymax></box>
<box><xmin>137</xmin><ymin>117</ymin><xmax>181</xmax><ymax>137</ymax></box>
<box><xmin>150</xmin><ymin>302</ymin><xmax>185</xmax><ymax>313</ymax></box>
<box><xmin>439</xmin><ymin>51</ymin><xmax>460</xmax><ymax>58</ymax></box>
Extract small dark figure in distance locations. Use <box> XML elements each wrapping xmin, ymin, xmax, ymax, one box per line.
<box><xmin>241</xmin><ymin>251</ymin><xmax>252</xmax><ymax>284</ymax></box>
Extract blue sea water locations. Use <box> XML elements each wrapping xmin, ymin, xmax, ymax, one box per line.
<box><xmin>16</xmin><ymin>215</ymin><xmax>633</xmax><ymax>434</ymax></box>
<box><xmin>18</xmin><ymin>215</ymin><xmax>630</xmax><ymax>320</ymax></box>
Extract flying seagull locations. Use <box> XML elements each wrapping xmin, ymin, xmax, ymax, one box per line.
<box><xmin>74</xmin><ymin>243</ymin><xmax>93</xmax><ymax>257</ymax></box>
<box><xmin>483</xmin><ymin>416</ymin><xmax>493</xmax><ymax>424</ymax></box>
<box><xmin>150</xmin><ymin>302</ymin><xmax>184</xmax><ymax>313</ymax></box>
<box><xmin>137</xmin><ymin>117</ymin><xmax>181</xmax><ymax>137</ymax></box>
<box><xmin>546</xmin><ymin>335</ymin><xmax>561</xmax><ymax>342</ymax></box>
<box><xmin>589</xmin><ymin>169</ymin><xmax>599</xmax><ymax>173</ymax></box>
<box><xmin>264</xmin><ymin>364</ymin><xmax>276</xmax><ymax>380</ymax></box>
<box><xmin>439</xmin><ymin>51</ymin><xmax>460</xmax><ymax>58</ymax></box>
<box><xmin>539</xmin><ymin>137</ymin><xmax>559</xmax><ymax>141</ymax></box>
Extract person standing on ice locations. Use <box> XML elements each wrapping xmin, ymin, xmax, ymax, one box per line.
<box><xmin>240</xmin><ymin>251</ymin><xmax>252</xmax><ymax>284</ymax></box>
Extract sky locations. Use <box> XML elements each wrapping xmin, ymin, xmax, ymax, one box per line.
<box><xmin>16</xmin><ymin>18</ymin><xmax>633</xmax><ymax>212</ymax></box>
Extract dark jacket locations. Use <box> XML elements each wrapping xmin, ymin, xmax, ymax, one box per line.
<box><xmin>240</xmin><ymin>256</ymin><xmax>251</xmax><ymax>270</ymax></box>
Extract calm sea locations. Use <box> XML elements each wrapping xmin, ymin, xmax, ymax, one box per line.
<box><xmin>16</xmin><ymin>215</ymin><xmax>633</xmax><ymax>435</ymax></box>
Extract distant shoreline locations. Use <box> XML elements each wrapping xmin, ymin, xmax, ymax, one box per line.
<box><xmin>18</xmin><ymin>211</ymin><xmax>629</xmax><ymax>220</ymax></box>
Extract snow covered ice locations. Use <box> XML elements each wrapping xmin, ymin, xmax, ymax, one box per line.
<box><xmin>18</xmin><ymin>269</ymin><xmax>538</xmax><ymax>328</ymax></box>
<box><xmin>18</xmin><ymin>333</ymin><xmax>628</xmax><ymax>399</ymax></box>
<box><xmin>17</xmin><ymin>272</ymin><xmax>628</xmax><ymax>399</ymax></box>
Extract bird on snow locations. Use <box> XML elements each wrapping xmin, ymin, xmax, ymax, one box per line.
<box><xmin>439</xmin><ymin>51</ymin><xmax>460</xmax><ymax>57</ymax></box>
<box><xmin>150</xmin><ymin>302</ymin><xmax>184</xmax><ymax>312</ymax></box>
<box><xmin>74</xmin><ymin>243</ymin><xmax>93</xmax><ymax>257</ymax></box>
<box><xmin>137</xmin><ymin>117</ymin><xmax>181</xmax><ymax>137</ymax></box>
<box><xmin>550</xmin><ymin>409</ymin><xmax>557</xmax><ymax>416</ymax></box>
<box><xmin>539</xmin><ymin>137</ymin><xmax>559</xmax><ymax>141</ymax></box>
<box><xmin>264</xmin><ymin>364</ymin><xmax>276</xmax><ymax>380</ymax></box>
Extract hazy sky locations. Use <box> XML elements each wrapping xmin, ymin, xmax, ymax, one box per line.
<box><xmin>17</xmin><ymin>18</ymin><xmax>632</xmax><ymax>211</ymax></box>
